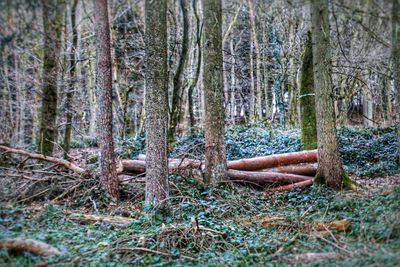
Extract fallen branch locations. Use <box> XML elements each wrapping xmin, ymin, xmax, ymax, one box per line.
<box><xmin>0</xmin><ymin>145</ymin><xmax>85</xmax><ymax>175</ymax></box>
<box><xmin>267</xmin><ymin>179</ymin><xmax>314</xmax><ymax>192</ymax></box>
<box><xmin>227</xmin><ymin>150</ymin><xmax>318</xmax><ymax>171</ymax></box>
<box><xmin>0</xmin><ymin>238</ymin><xmax>61</xmax><ymax>257</ymax></box>
<box><xmin>227</xmin><ymin>169</ymin><xmax>312</xmax><ymax>184</ymax></box>
<box><xmin>63</xmin><ymin>211</ymin><xmax>134</xmax><ymax>226</ymax></box>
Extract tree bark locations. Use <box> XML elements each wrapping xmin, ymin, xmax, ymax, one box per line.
<box><xmin>38</xmin><ymin>0</ymin><xmax>63</xmax><ymax>156</ymax></box>
<box><xmin>202</xmin><ymin>0</ymin><xmax>227</xmax><ymax>183</ymax></box>
<box><xmin>311</xmin><ymin>0</ymin><xmax>345</xmax><ymax>190</ymax></box>
<box><xmin>145</xmin><ymin>0</ymin><xmax>169</xmax><ymax>211</ymax></box>
<box><xmin>299</xmin><ymin>31</ymin><xmax>317</xmax><ymax>150</ymax></box>
<box><xmin>94</xmin><ymin>0</ymin><xmax>119</xmax><ymax>200</ymax></box>
<box><xmin>268</xmin><ymin>179</ymin><xmax>314</xmax><ymax>192</ymax></box>
<box><xmin>63</xmin><ymin>0</ymin><xmax>79</xmax><ymax>159</ymax></box>
<box><xmin>227</xmin><ymin>169</ymin><xmax>312</xmax><ymax>184</ymax></box>
<box><xmin>392</xmin><ymin>0</ymin><xmax>400</xmax><ymax>165</ymax></box>
<box><xmin>228</xmin><ymin>150</ymin><xmax>317</xmax><ymax>171</ymax></box>
<box><xmin>169</xmin><ymin>0</ymin><xmax>191</xmax><ymax>142</ymax></box>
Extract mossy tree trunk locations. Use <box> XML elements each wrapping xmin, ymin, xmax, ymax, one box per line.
<box><xmin>392</xmin><ymin>0</ymin><xmax>400</xmax><ymax>165</ymax></box>
<box><xmin>311</xmin><ymin>0</ymin><xmax>346</xmax><ymax>190</ymax></box>
<box><xmin>63</xmin><ymin>0</ymin><xmax>78</xmax><ymax>159</ymax></box>
<box><xmin>94</xmin><ymin>0</ymin><xmax>119</xmax><ymax>200</ymax></box>
<box><xmin>38</xmin><ymin>0</ymin><xmax>63</xmax><ymax>155</ymax></box>
<box><xmin>144</xmin><ymin>0</ymin><xmax>169</xmax><ymax>211</ymax></box>
<box><xmin>203</xmin><ymin>0</ymin><xmax>227</xmax><ymax>183</ymax></box>
<box><xmin>299</xmin><ymin>31</ymin><xmax>317</xmax><ymax>150</ymax></box>
<box><xmin>169</xmin><ymin>0</ymin><xmax>190</xmax><ymax>142</ymax></box>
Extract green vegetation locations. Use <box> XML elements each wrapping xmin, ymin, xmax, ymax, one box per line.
<box><xmin>1</xmin><ymin>177</ymin><xmax>399</xmax><ymax>266</ymax></box>
<box><xmin>119</xmin><ymin>125</ymin><xmax>399</xmax><ymax>177</ymax></box>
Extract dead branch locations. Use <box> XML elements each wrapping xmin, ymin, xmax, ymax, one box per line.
<box><xmin>0</xmin><ymin>145</ymin><xmax>85</xmax><ymax>175</ymax></box>
<box><xmin>0</xmin><ymin>238</ymin><xmax>61</xmax><ymax>257</ymax></box>
<box><xmin>63</xmin><ymin>210</ymin><xmax>134</xmax><ymax>226</ymax></box>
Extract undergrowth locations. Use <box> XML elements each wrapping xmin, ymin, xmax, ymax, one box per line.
<box><xmin>1</xmin><ymin>176</ymin><xmax>399</xmax><ymax>266</ymax></box>
<box><xmin>117</xmin><ymin>125</ymin><xmax>398</xmax><ymax>177</ymax></box>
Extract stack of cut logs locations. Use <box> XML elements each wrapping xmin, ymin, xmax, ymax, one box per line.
<box><xmin>120</xmin><ymin>150</ymin><xmax>318</xmax><ymax>192</ymax></box>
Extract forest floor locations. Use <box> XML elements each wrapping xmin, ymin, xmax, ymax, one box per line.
<box><xmin>1</xmin><ymin>125</ymin><xmax>399</xmax><ymax>266</ymax></box>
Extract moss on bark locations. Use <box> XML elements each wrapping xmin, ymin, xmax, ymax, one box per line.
<box><xmin>299</xmin><ymin>31</ymin><xmax>317</xmax><ymax>150</ymax></box>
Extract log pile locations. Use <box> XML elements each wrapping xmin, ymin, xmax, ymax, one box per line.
<box><xmin>122</xmin><ymin>150</ymin><xmax>318</xmax><ymax>191</ymax></box>
<box><xmin>0</xmin><ymin>144</ymin><xmax>317</xmax><ymax>192</ymax></box>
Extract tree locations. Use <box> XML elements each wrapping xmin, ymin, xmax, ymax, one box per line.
<box><xmin>299</xmin><ymin>31</ymin><xmax>317</xmax><ymax>150</ymax></box>
<box><xmin>392</xmin><ymin>0</ymin><xmax>400</xmax><ymax>165</ymax></box>
<box><xmin>94</xmin><ymin>0</ymin><xmax>119</xmax><ymax>200</ymax></box>
<box><xmin>144</xmin><ymin>0</ymin><xmax>169</xmax><ymax>211</ymax></box>
<box><xmin>203</xmin><ymin>0</ymin><xmax>227</xmax><ymax>183</ymax></box>
<box><xmin>38</xmin><ymin>0</ymin><xmax>63</xmax><ymax>155</ymax></box>
<box><xmin>63</xmin><ymin>0</ymin><xmax>78</xmax><ymax>159</ymax></box>
<box><xmin>169</xmin><ymin>0</ymin><xmax>190</xmax><ymax>142</ymax></box>
<box><xmin>311</xmin><ymin>0</ymin><xmax>347</xmax><ymax>190</ymax></box>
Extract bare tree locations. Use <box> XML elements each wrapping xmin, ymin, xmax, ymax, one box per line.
<box><xmin>94</xmin><ymin>0</ymin><xmax>119</xmax><ymax>200</ymax></box>
<box><xmin>392</xmin><ymin>0</ymin><xmax>400</xmax><ymax>165</ymax></box>
<box><xmin>311</xmin><ymin>0</ymin><xmax>347</xmax><ymax>190</ymax></box>
<box><xmin>38</xmin><ymin>0</ymin><xmax>63</xmax><ymax>155</ymax></box>
<box><xmin>63</xmin><ymin>0</ymin><xmax>79</xmax><ymax>159</ymax></box>
<box><xmin>300</xmin><ymin>31</ymin><xmax>317</xmax><ymax>150</ymax></box>
<box><xmin>203</xmin><ymin>0</ymin><xmax>227</xmax><ymax>183</ymax></box>
<box><xmin>144</xmin><ymin>0</ymin><xmax>169</xmax><ymax>211</ymax></box>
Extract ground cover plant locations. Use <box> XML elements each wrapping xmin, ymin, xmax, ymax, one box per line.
<box><xmin>1</xmin><ymin>126</ymin><xmax>399</xmax><ymax>266</ymax></box>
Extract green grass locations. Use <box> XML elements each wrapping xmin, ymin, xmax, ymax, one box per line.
<box><xmin>1</xmin><ymin>175</ymin><xmax>399</xmax><ymax>266</ymax></box>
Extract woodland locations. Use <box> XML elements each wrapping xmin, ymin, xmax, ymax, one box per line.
<box><xmin>0</xmin><ymin>0</ymin><xmax>399</xmax><ymax>266</ymax></box>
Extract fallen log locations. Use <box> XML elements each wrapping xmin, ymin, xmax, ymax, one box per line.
<box><xmin>120</xmin><ymin>158</ymin><xmax>202</xmax><ymax>174</ymax></box>
<box><xmin>0</xmin><ymin>238</ymin><xmax>61</xmax><ymax>257</ymax></box>
<box><xmin>136</xmin><ymin>154</ymin><xmax>202</xmax><ymax>169</ymax></box>
<box><xmin>258</xmin><ymin>163</ymin><xmax>317</xmax><ymax>176</ymax></box>
<box><xmin>0</xmin><ymin>145</ymin><xmax>85</xmax><ymax>175</ymax></box>
<box><xmin>267</xmin><ymin>179</ymin><xmax>314</xmax><ymax>192</ymax></box>
<box><xmin>227</xmin><ymin>169</ymin><xmax>312</xmax><ymax>184</ymax></box>
<box><xmin>227</xmin><ymin>150</ymin><xmax>318</xmax><ymax>171</ymax></box>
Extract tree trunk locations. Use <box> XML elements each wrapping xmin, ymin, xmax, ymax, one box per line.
<box><xmin>63</xmin><ymin>0</ymin><xmax>79</xmax><ymax>159</ymax></box>
<box><xmin>94</xmin><ymin>0</ymin><xmax>119</xmax><ymax>200</ymax></box>
<box><xmin>144</xmin><ymin>0</ymin><xmax>169</xmax><ymax>211</ymax></box>
<box><xmin>38</xmin><ymin>0</ymin><xmax>63</xmax><ymax>155</ymax></box>
<box><xmin>311</xmin><ymin>0</ymin><xmax>345</xmax><ymax>190</ymax></box>
<box><xmin>202</xmin><ymin>0</ymin><xmax>227</xmax><ymax>183</ymax></box>
<box><xmin>392</xmin><ymin>0</ymin><xmax>400</xmax><ymax>165</ymax></box>
<box><xmin>169</xmin><ymin>0</ymin><xmax>191</xmax><ymax>142</ymax></box>
<box><xmin>299</xmin><ymin>31</ymin><xmax>317</xmax><ymax>150</ymax></box>
<box><xmin>247</xmin><ymin>0</ymin><xmax>262</xmax><ymax>120</ymax></box>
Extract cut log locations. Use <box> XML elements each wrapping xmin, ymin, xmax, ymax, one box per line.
<box><xmin>227</xmin><ymin>169</ymin><xmax>312</xmax><ymax>184</ymax></box>
<box><xmin>119</xmin><ymin>159</ymin><xmax>146</xmax><ymax>174</ymax></box>
<box><xmin>259</xmin><ymin>163</ymin><xmax>317</xmax><ymax>176</ymax></box>
<box><xmin>268</xmin><ymin>179</ymin><xmax>314</xmax><ymax>192</ymax></box>
<box><xmin>0</xmin><ymin>145</ymin><xmax>85</xmax><ymax>175</ymax></box>
<box><xmin>136</xmin><ymin>154</ymin><xmax>202</xmax><ymax>169</ymax></box>
<box><xmin>120</xmin><ymin>158</ymin><xmax>202</xmax><ymax>174</ymax></box>
<box><xmin>227</xmin><ymin>150</ymin><xmax>317</xmax><ymax>171</ymax></box>
<box><xmin>0</xmin><ymin>238</ymin><xmax>61</xmax><ymax>257</ymax></box>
